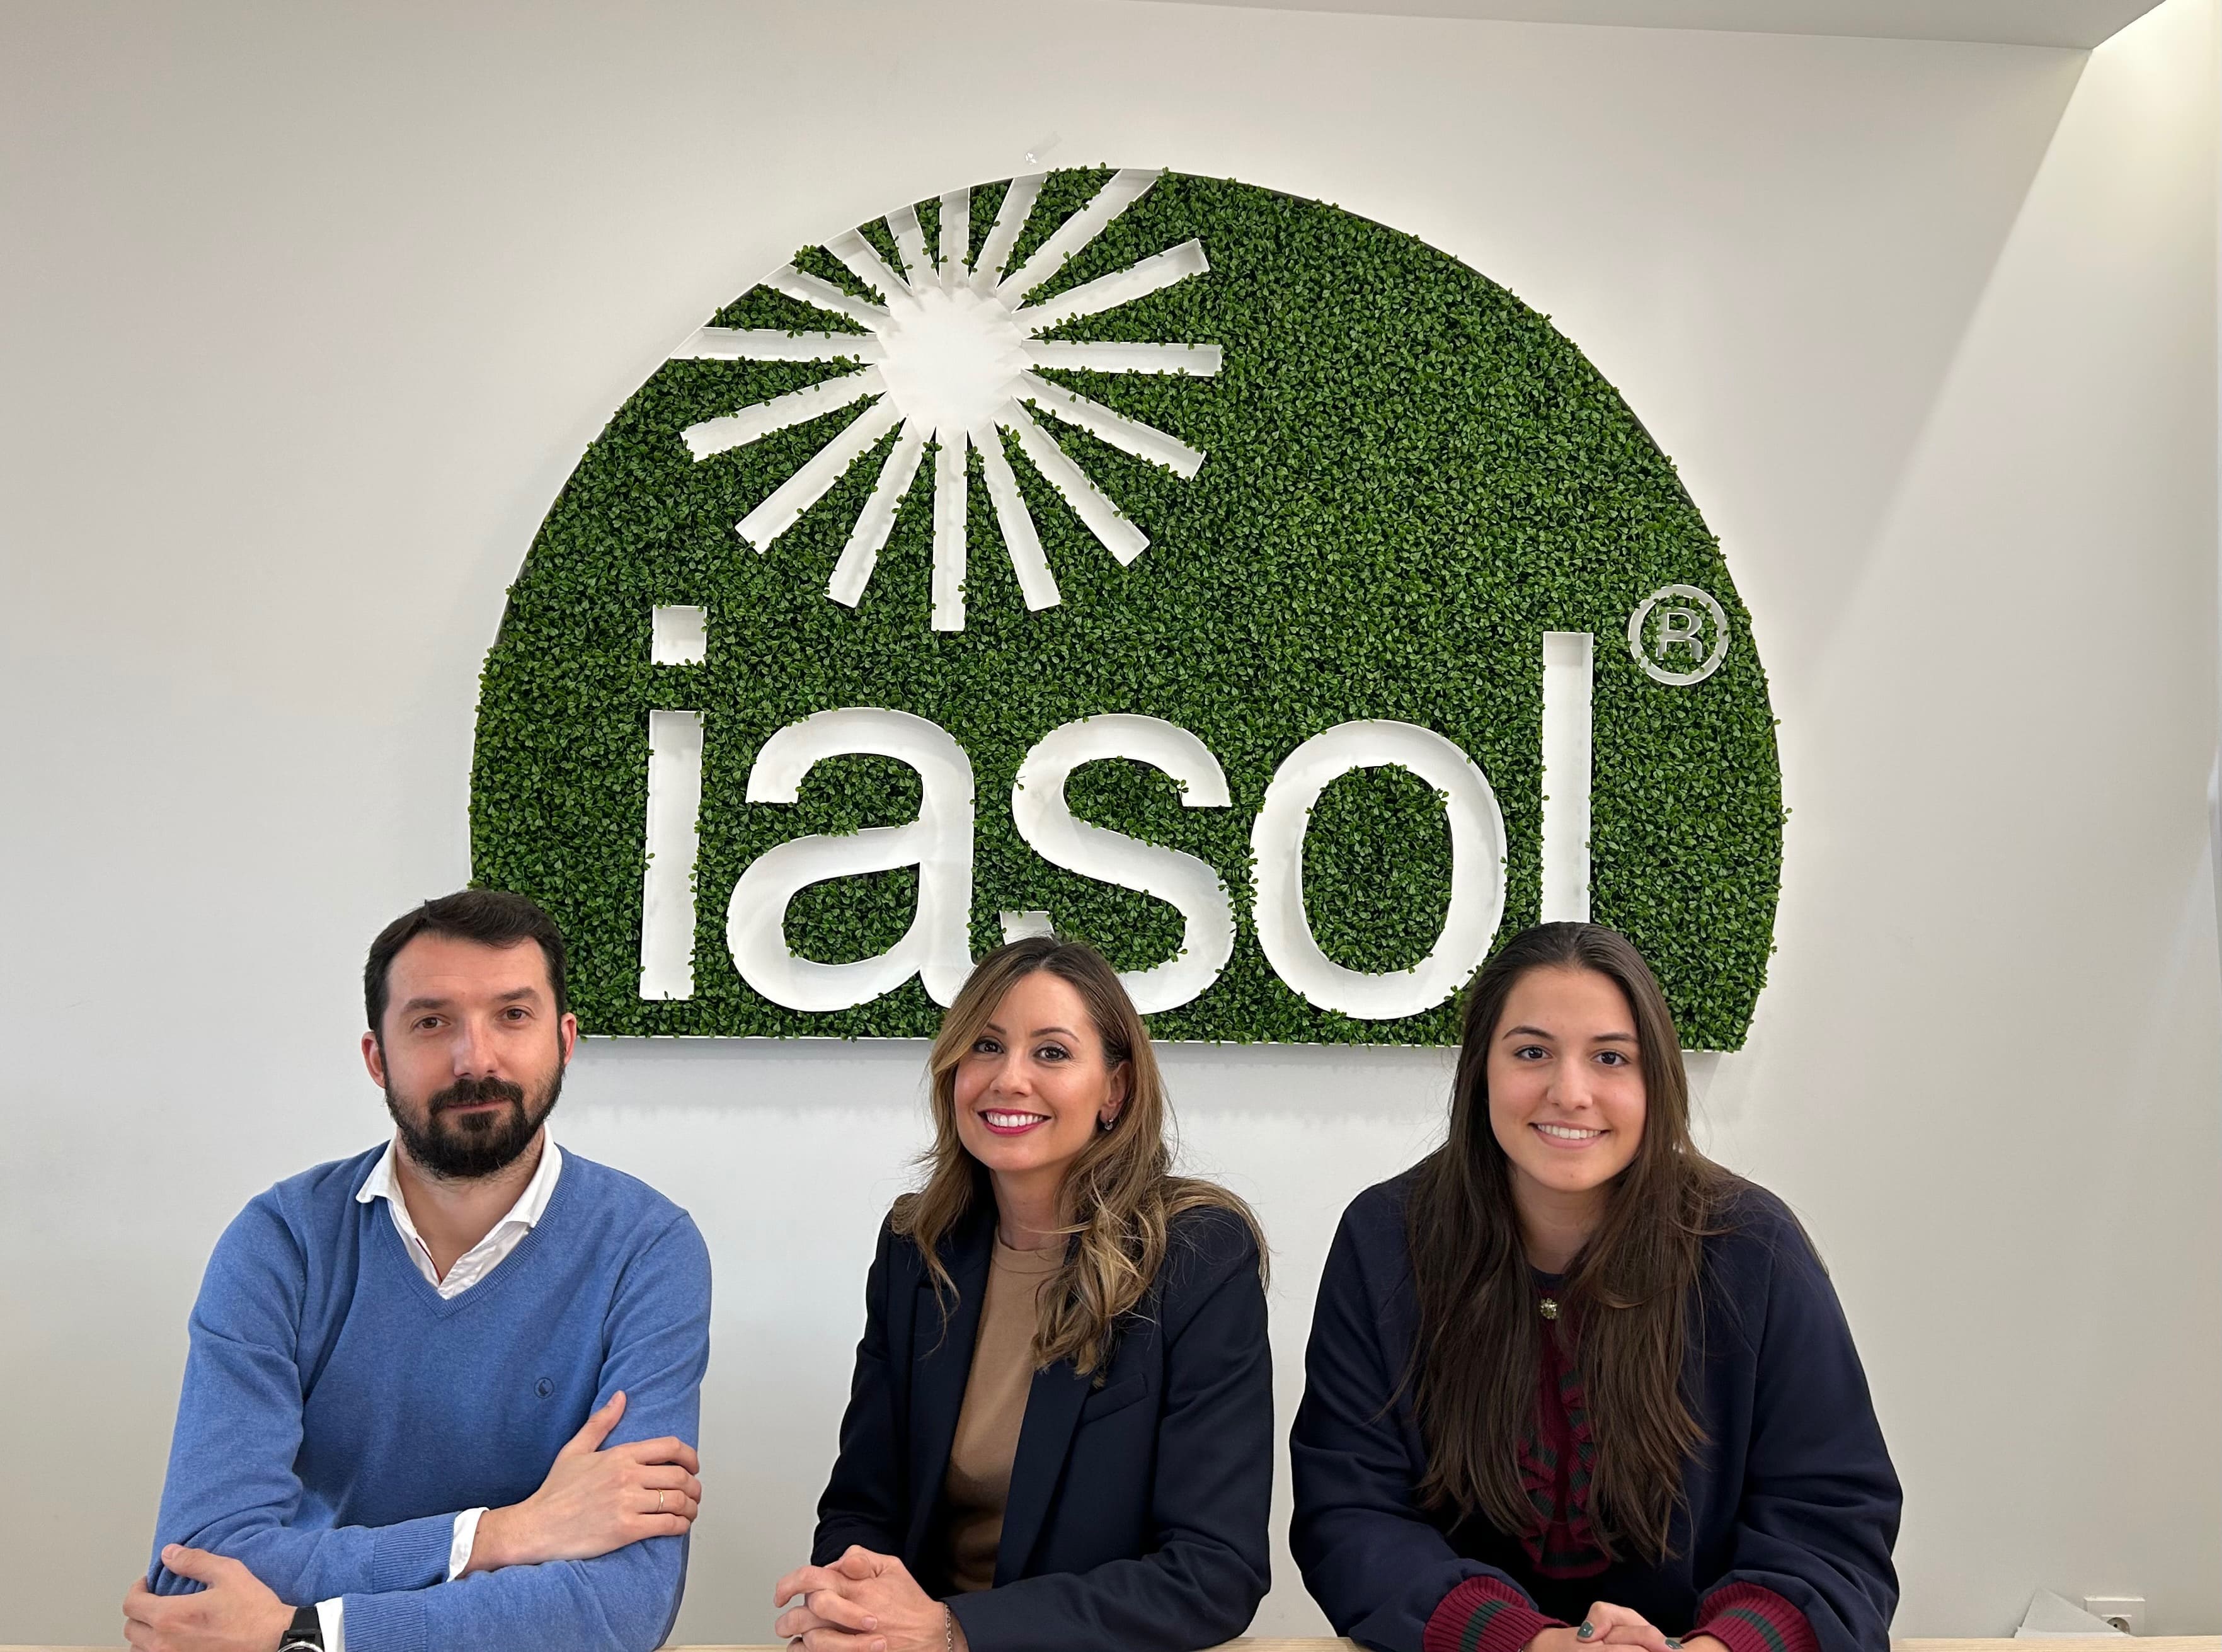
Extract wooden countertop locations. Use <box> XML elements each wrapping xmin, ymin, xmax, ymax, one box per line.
<box><xmin>674</xmin><ymin>1644</ymin><xmax>2215</xmax><ymax>1652</ymax></box>
<box><xmin>661</xmin><ymin>1643</ymin><xmax>2211</xmax><ymax>1652</ymax></box>
<box><xmin>12</xmin><ymin>1638</ymin><xmax>2218</xmax><ymax>1651</ymax></box>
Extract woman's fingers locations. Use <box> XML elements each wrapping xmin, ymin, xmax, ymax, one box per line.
<box><xmin>774</xmin><ymin>1564</ymin><xmax>842</xmax><ymax>1605</ymax></box>
<box><xmin>804</xmin><ymin>1588</ymin><xmax>879</xmax><ymax>1632</ymax></box>
<box><xmin>835</xmin><ymin>1544</ymin><xmax>891</xmax><ymax>1580</ymax></box>
<box><xmin>782</xmin><ymin>1623</ymin><xmax>879</xmax><ymax>1652</ymax></box>
<box><xmin>773</xmin><ymin>1550</ymin><xmax>891</xmax><ymax>1608</ymax></box>
<box><xmin>800</xmin><ymin>1629</ymin><xmax>883</xmax><ymax>1652</ymax></box>
<box><xmin>1586</xmin><ymin>1602</ymin><xmax>1653</xmax><ymax>1629</ymax></box>
<box><xmin>1599</xmin><ymin>1629</ymin><xmax>1671</xmax><ymax>1652</ymax></box>
<box><xmin>1582</xmin><ymin>1603</ymin><xmax>1672</xmax><ymax>1652</ymax></box>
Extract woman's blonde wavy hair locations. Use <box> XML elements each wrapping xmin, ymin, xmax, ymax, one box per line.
<box><xmin>891</xmin><ymin>936</ymin><xmax>1264</xmax><ymax>1378</ymax></box>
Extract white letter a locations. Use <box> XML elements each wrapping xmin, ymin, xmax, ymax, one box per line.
<box><xmin>726</xmin><ymin>709</ymin><xmax>976</xmax><ymax>1011</ymax></box>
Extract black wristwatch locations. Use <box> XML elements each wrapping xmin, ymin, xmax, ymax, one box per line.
<box><xmin>278</xmin><ymin>1603</ymin><xmax>324</xmax><ymax>1652</ymax></box>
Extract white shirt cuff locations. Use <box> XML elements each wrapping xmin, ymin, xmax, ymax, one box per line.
<box><xmin>309</xmin><ymin>1506</ymin><xmax>478</xmax><ymax>1652</ymax></box>
<box><xmin>450</xmin><ymin>1506</ymin><xmax>490</xmax><ymax>1580</ymax></box>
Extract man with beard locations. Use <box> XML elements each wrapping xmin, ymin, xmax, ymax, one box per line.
<box><xmin>125</xmin><ymin>890</ymin><xmax>711</xmax><ymax>1652</ymax></box>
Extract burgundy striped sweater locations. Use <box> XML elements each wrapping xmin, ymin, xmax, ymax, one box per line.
<box><xmin>1291</xmin><ymin>1173</ymin><xmax>1899</xmax><ymax>1652</ymax></box>
<box><xmin>1422</xmin><ymin>1314</ymin><xmax>1818</xmax><ymax>1652</ymax></box>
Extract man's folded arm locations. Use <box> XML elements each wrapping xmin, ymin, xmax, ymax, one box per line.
<box><xmin>148</xmin><ymin>1201</ymin><xmax>466</xmax><ymax>1603</ymax></box>
<box><xmin>340</xmin><ymin>1534</ymin><xmax>675</xmax><ymax>1652</ymax></box>
<box><xmin>338</xmin><ymin>1211</ymin><xmax>714</xmax><ymax>1652</ymax></box>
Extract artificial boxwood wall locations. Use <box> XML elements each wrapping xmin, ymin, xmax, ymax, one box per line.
<box><xmin>471</xmin><ymin>169</ymin><xmax>1783</xmax><ymax>1047</ymax></box>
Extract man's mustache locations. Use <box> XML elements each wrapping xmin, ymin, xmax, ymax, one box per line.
<box><xmin>428</xmin><ymin>1076</ymin><xmax>527</xmax><ymax>1113</ymax></box>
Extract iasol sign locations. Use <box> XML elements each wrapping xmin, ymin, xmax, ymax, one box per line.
<box><xmin>470</xmin><ymin>169</ymin><xmax>1783</xmax><ymax>1048</ymax></box>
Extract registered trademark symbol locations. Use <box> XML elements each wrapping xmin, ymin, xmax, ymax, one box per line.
<box><xmin>1628</xmin><ymin>584</ymin><xmax>1731</xmax><ymax>685</ymax></box>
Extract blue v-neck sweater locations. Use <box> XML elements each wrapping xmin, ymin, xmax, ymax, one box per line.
<box><xmin>146</xmin><ymin>1144</ymin><xmax>712</xmax><ymax>1652</ymax></box>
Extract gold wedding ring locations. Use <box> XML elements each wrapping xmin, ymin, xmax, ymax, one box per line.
<box><xmin>658</xmin><ymin>1490</ymin><xmax>666</xmax><ymax>1511</ymax></box>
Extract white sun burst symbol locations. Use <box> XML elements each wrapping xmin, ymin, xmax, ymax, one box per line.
<box><xmin>670</xmin><ymin>168</ymin><xmax>1217</xmax><ymax>632</ymax></box>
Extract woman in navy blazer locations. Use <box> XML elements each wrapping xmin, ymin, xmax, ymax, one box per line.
<box><xmin>774</xmin><ymin>938</ymin><xmax>1272</xmax><ymax>1652</ymax></box>
<box><xmin>1291</xmin><ymin>924</ymin><xmax>1899</xmax><ymax>1652</ymax></box>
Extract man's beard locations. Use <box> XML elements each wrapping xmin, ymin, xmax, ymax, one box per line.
<box><xmin>384</xmin><ymin>1064</ymin><xmax>563</xmax><ymax>1181</ymax></box>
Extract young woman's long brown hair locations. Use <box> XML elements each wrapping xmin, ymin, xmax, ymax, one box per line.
<box><xmin>893</xmin><ymin>936</ymin><xmax>1264</xmax><ymax>1378</ymax></box>
<box><xmin>1406</xmin><ymin>922</ymin><xmax>1739</xmax><ymax>1563</ymax></box>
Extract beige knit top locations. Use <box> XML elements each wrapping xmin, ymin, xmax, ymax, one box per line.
<box><xmin>941</xmin><ymin>1236</ymin><xmax>1065</xmax><ymax>1593</ymax></box>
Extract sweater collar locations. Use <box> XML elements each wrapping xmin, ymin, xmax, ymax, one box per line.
<box><xmin>357</xmin><ymin>1134</ymin><xmax>564</xmax><ymax>1290</ymax></box>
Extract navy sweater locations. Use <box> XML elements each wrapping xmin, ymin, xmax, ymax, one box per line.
<box><xmin>147</xmin><ymin>1145</ymin><xmax>712</xmax><ymax>1652</ymax></box>
<box><xmin>1290</xmin><ymin>1171</ymin><xmax>1899</xmax><ymax>1652</ymax></box>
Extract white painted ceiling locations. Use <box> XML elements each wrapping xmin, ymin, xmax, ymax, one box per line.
<box><xmin>1118</xmin><ymin>0</ymin><xmax>2168</xmax><ymax>47</ymax></box>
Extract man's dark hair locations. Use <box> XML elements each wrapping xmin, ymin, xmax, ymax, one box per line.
<box><xmin>364</xmin><ymin>889</ymin><xmax>570</xmax><ymax>1035</ymax></box>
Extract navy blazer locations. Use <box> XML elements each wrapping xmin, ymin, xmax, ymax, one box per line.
<box><xmin>813</xmin><ymin>1196</ymin><xmax>1273</xmax><ymax>1652</ymax></box>
<box><xmin>1291</xmin><ymin>1171</ymin><xmax>1900</xmax><ymax>1652</ymax></box>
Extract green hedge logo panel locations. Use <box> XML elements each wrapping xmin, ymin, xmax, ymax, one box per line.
<box><xmin>469</xmin><ymin>169</ymin><xmax>1783</xmax><ymax>1047</ymax></box>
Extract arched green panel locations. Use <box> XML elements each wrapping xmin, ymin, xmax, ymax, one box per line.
<box><xmin>471</xmin><ymin>170</ymin><xmax>1783</xmax><ymax>1047</ymax></box>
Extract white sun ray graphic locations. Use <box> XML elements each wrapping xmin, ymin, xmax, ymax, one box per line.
<box><xmin>670</xmin><ymin>169</ymin><xmax>1218</xmax><ymax>632</ymax></box>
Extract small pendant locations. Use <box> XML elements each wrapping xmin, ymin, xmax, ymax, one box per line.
<box><xmin>1539</xmin><ymin>1297</ymin><xmax>1560</xmax><ymax>1320</ymax></box>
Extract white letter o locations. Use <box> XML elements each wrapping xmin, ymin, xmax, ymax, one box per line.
<box><xmin>1250</xmin><ymin>720</ymin><xmax>1506</xmax><ymax>1020</ymax></box>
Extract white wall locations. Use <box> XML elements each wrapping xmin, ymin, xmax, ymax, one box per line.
<box><xmin>1</xmin><ymin>0</ymin><xmax>2214</xmax><ymax>1643</ymax></box>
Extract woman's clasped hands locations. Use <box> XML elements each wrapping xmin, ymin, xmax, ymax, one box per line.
<box><xmin>774</xmin><ymin>1546</ymin><xmax>969</xmax><ymax>1652</ymax></box>
<box><xmin>1528</xmin><ymin>1601</ymin><xmax>1729</xmax><ymax>1652</ymax></box>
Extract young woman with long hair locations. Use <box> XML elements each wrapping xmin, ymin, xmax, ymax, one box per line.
<box><xmin>773</xmin><ymin>936</ymin><xmax>1272</xmax><ymax>1652</ymax></box>
<box><xmin>1291</xmin><ymin>923</ymin><xmax>1899</xmax><ymax>1652</ymax></box>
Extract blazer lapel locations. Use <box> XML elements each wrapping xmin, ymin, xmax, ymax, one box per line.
<box><xmin>994</xmin><ymin>1357</ymin><xmax>1093</xmax><ymax>1585</ymax></box>
<box><xmin>902</xmin><ymin>1207</ymin><xmax>994</xmax><ymax>1561</ymax></box>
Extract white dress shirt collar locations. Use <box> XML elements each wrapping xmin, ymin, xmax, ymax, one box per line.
<box><xmin>357</xmin><ymin>1133</ymin><xmax>563</xmax><ymax>1299</ymax></box>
